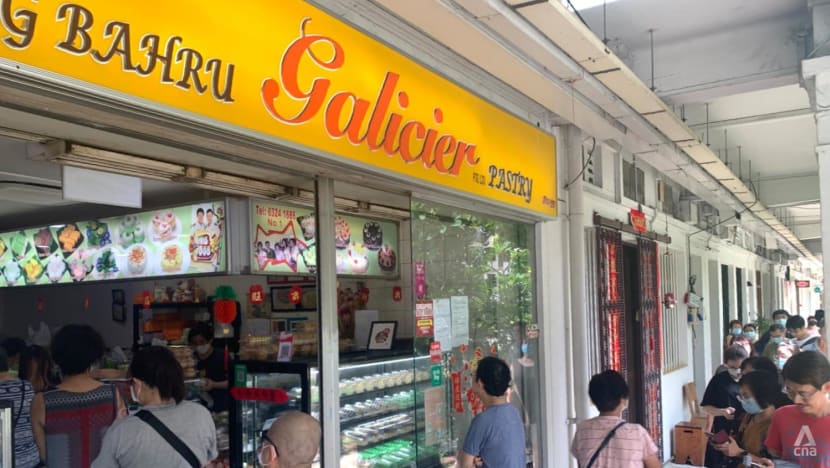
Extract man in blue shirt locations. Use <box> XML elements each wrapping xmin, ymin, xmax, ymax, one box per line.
<box><xmin>458</xmin><ymin>356</ymin><xmax>526</xmax><ymax>468</ymax></box>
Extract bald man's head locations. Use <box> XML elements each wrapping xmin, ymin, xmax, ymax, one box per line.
<box><xmin>265</xmin><ymin>411</ymin><xmax>321</xmax><ymax>468</ymax></box>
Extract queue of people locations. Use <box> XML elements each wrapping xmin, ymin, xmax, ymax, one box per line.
<box><xmin>0</xmin><ymin>325</ymin><xmax>321</xmax><ymax>468</ymax></box>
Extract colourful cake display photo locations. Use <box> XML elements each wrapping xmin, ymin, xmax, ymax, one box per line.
<box><xmin>85</xmin><ymin>221</ymin><xmax>112</xmax><ymax>247</ymax></box>
<box><xmin>67</xmin><ymin>249</ymin><xmax>92</xmax><ymax>282</ymax></box>
<box><xmin>161</xmin><ymin>244</ymin><xmax>183</xmax><ymax>273</ymax></box>
<box><xmin>335</xmin><ymin>216</ymin><xmax>351</xmax><ymax>249</ymax></box>
<box><xmin>118</xmin><ymin>215</ymin><xmax>145</xmax><ymax>247</ymax></box>
<box><xmin>33</xmin><ymin>228</ymin><xmax>58</xmax><ymax>259</ymax></box>
<box><xmin>127</xmin><ymin>245</ymin><xmax>149</xmax><ymax>275</ymax></box>
<box><xmin>3</xmin><ymin>259</ymin><xmax>21</xmax><ymax>286</ymax></box>
<box><xmin>22</xmin><ymin>257</ymin><xmax>44</xmax><ymax>284</ymax></box>
<box><xmin>346</xmin><ymin>243</ymin><xmax>369</xmax><ymax>274</ymax></box>
<box><xmin>0</xmin><ymin>237</ymin><xmax>6</xmax><ymax>259</ymax></box>
<box><xmin>57</xmin><ymin>224</ymin><xmax>84</xmax><ymax>255</ymax></box>
<box><xmin>10</xmin><ymin>231</ymin><xmax>31</xmax><ymax>260</ymax></box>
<box><xmin>45</xmin><ymin>254</ymin><xmax>67</xmax><ymax>283</ymax></box>
<box><xmin>151</xmin><ymin>211</ymin><xmax>178</xmax><ymax>242</ymax></box>
<box><xmin>378</xmin><ymin>245</ymin><xmax>397</xmax><ymax>273</ymax></box>
<box><xmin>95</xmin><ymin>249</ymin><xmax>119</xmax><ymax>276</ymax></box>
<box><xmin>362</xmin><ymin>221</ymin><xmax>383</xmax><ymax>250</ymax></box>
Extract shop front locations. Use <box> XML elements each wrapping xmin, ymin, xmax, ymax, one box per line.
<box><xmin>0</xmin><ymin>1</ymin><xmax>558</xmax><ymax>466</ymax></box>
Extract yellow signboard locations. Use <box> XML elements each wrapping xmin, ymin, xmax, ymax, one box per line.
<box><xmin>0</xmin><ymin>0</ymin><xmax>557</xmax><ymax>216</ymax></box>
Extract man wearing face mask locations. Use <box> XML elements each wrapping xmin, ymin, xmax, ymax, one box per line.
<box><xmin>701</xmin><ymin>346</ymin><xmax>748</xmax><ymax>466</ymax></box>
<box><xmin>755</xmin><ymin>310</ymin><xmax>790</xmax><ymax>355</ymax></box>
<box><xmin>761</xmin><ymin>324</ymin><xmax>787</xmax><ymax>360</ymax></box>
<box><xmin>188</xmin><ymin>324</ymin><xmax>229</xmax><ymax>413</ymax></box>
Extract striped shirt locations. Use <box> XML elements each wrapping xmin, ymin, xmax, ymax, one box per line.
<box><xmin>0</xmin><ymin>379</ymin><xmax>40</xmax><ymax>468</ymax></box>
<box><xmin>571</xmin><ymin>416</ymin><xmax>658</xmax><ymax>468</ymax></box>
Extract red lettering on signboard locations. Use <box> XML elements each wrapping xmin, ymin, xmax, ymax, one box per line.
<box><xmin>451</xmin><ymin>372</ymin><xmax>464</xmax><ymax>413</ymax></box>
<box><xmin>230</xmin><ymin>387</ymin><xmax>290</xmax><ymax>404</ymax></box>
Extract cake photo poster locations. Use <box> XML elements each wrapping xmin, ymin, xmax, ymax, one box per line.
<box><xmin>251</xmin><ymin>201</ymin><xmax>399</xmax><ymax>277</ymax></box>
<box><xmin>0</xmin><ymin>201</ymin><xmax>227</xmax><ymax>287</ymax></box>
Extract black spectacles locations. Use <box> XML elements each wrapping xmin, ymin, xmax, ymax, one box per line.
<box><xmin>261</xmin><ymin>433</ymin><xmax>280</xmax><ymax>458</ymax></box>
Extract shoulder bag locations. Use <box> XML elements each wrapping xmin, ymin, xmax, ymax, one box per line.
<box><xmin>585</xmin><ymin>421</ymin><xmax>627</xmax><ymax>468</ymax></box>
<box><xmin>136</xmin><ymin>409</ymin><xmax>201</xmax><ymax>468</ymax></box>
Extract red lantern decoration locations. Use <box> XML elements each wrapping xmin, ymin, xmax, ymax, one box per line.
<box><xmin>213</xmin><ymin>286</ymin><xmax>238</xmax><ymax>324</ymax></box>
<box><xmin>249</xmin><ymin>285</ymin><xmax>265</xmax><ymax>305</ymax></box>
<box><xmin>83</xmin><ymin>293</ymin><xmax>90</xmax><ymax>312</ymax></box>
<box><xmin>392</xmin><ymin>286</ymin><xmax>402</xmax><ymax>302</ymax></box>
<box><xmin>288</xmin><ymin>285</ymin><xmax>303</xmax><ymax>305</ymax></box>
<box><xmin>37</xmin><ymin>297</ymin><xmax>45</xmax><ymax>314</ymax></box>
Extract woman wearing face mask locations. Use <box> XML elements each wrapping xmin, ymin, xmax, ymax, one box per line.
<box><xmin>702</xmin><ymin>346</ymin><xmax>748</xmax><ymax>467</ymax></box>
<box><xmin>724</xmin><ymin>320</ymin><xmax>744</xmax><ymax>351</ymax></box>
<box><xmin>712</xmin><ymin>371</ymin><xmax>785</xmax><ymax>466</ymax></box>
<box><xmin>187</xmin><ymin>323</ymin><xmax>229</xmax><ymax>413</ymax></box>
<box><xmin>92</xmin><ymin>346</ymin><xmax>217</xmax><ymax>468</ymax></box>
<box><xmin>743</xmin><ymin>324</ymin><xmax>759</xmax><ymax>345</ymax></box>
<box><xmin>775</xmin><ymin>342</ymin><xmax>796</xmax><ymax>372</ymax></box>
<box><xmin>759</xmin><ymin>351</ymin><xmax>830</xmax><ymax>467</ymax></box>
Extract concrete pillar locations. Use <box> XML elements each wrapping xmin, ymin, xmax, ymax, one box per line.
<box><xmin>802</xmin><ymin>1</ymin><xmax>830</xmax><ymax>354</ymax></box>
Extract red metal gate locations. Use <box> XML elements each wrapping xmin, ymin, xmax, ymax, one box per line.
<box><xmin>597</xmin><ymin>228</ymin><xmax>626</xmax><ymax>374</ymax></box>
<box><xmin>638</xmin><ymin>238</ymin><xmax>663</xmax><ymax>458</ymax></box>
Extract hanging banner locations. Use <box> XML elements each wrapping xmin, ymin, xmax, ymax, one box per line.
<box><xmin>0</xmin><ymin>0</ymin><xmax>556</xmax><ymax>217</ymax></box>
<box><xmin>630</xmin><ymin>209</ymin><xmax>647</xmax><ymax>233</ymax></box>
<box><xmin>0</xmin><ymin>201</ymin><xmax>226</xmax><ymax>287</ymax></box>
<box><xmin>250</xmin><ymin>201</ymin><xmax>399</xmax><ymax>277</ymax></box>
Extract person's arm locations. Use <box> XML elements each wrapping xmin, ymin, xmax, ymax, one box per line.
<box><xmin>31</xmin><ymin>392</ymin><xmax>46</xmax><ymax>462</ymax></box>
<box><xmin>763</xmin><ymin>410</ymin><xmax>782</xmax><ymax>459</ymax></box>
<box><xmin>456</xmin><ymin>451</ymin><xmax>477</xmax><ymax>468</ymax></box>
<box><xmin>204</xmin><ymin>379</ymin><xmax>228</xmax><ymax>390</ymax></box>
<box><xmin>643</xmin><ymin>454</ymin><xmax>661</xmax><ymax>468</ymax></box>
<box><xmin>701</xmin><ymin>405</ymin><xmax>735</xmax><ymax>419</ymax></box>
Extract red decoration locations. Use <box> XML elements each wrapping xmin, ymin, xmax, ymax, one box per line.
<box><xmin>214</xmin><ymin>300</ymin><xmax>237</xmax><ymax>324</ymax></box>
<box><xmin>630</xmin><ymin>208</ymin><xmax>647</xmax><ymax>233</ymax></box>
<box><xmin>142</xmin><ymin>291</ymin><xmax>153</xmax><ymax>310</ymax></box>
<box><xmin>83</xmin><ymin>294</ymin><xmax>90</xmax><ymax>311</ymax></box>
<box><xmin>392</xmin><ymin>286</ymin><xmax>402</xmax><ymax>302</ymax></box>
<box><xmin>230</xmin><ymin>387</ymin><xmax>290</xmax><ymax>404</ymax></box>
<box><xmin>288</xmin><ymin>285</ymin><xmax>303</xmax><ymax>305</ymax></box>
<box><xmin>451</xmin><ymin>372</ymin><xmax>464</xmax><ymax>413</ymax></box>
<box><xmin>249</xmin><ymin>285</ymin><xmax>265</xmax><ymax>305</ymax></box>
<box><xmin>37</xmin><ymin>297</ymin><xmax>45</xmax><ymax>314</ymax></box>
<box><xmin>430</xmin><ymin>341</ymin><xmax>442</xmax><ymax>363</ymax></box>
<box><xmin>359</xmin><ymin>287</ymin><xmax>370</xmax><ymax>304</ymax></box>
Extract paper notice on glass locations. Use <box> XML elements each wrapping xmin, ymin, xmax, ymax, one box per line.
<box><xmin>424</xmin><ymin>386</ymin><xmax>447</xmax><ymax>445</ymax></box>
<box><xmin>433</xmin><ymin>298</ymin><xmax>452</xmax><ymax>352</ymax></box>
<box><xmin>451</xmin><ymin>296</ymin><xmax>469</xmax><ymax>347</ymax></box>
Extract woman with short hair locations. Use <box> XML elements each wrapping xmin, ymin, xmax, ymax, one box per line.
<box><xmin>0</xmin><ymin>347</ymin><xmax>40</xmax><ymax>467</ymax></box>
<box><xmin>570</xmin><ymin>370</ymin><xmax>660</xmax><ymax>468</ymax></box>
<box><xmin>31</xmin><ymin>324</ymin><xmax>125</xmax><ymax>468</ymax></box>
<box><xmin>92</xmin><ymin>346</ymin><xmax>217</xmax><ymax>468</ymax></box>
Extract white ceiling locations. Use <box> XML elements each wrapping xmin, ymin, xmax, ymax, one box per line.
<box><xmin>577</xmin><ymin>0</ymin><xmax>806</xmax><ymax>49</ymax></box>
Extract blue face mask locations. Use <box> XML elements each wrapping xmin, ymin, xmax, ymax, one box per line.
<box><xmin>776</xmin><ymin>319</ymin><xmax>787</xmax><ymax>327</ymax></box>
<box><xmin>776</xmin><ymin>358</ymin><xmax>786</xmax><ymax>370</ymax></box>
<box><xmin>731</xmin><ymin>328</ymin><xmax>743</xmax><ymax>336</ymax></box>
<box><xmin>771</xmin><ymin>336</ymin><xmax>784</xmax><ymax>344</ymax></box>
<box><xmin>746</xmin><ymin>331</ymin><xmax>757</xmax><ymax>340</ymax></box>
<box><xmin>740</xmin><ymin>397</ymin><xmax>762</xmax><ymax>415</ymax></box>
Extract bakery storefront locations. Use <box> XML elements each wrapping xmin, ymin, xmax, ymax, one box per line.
<box><xmin>0</xmin><ymin>1</ymin><xmax>557</xmax><ymax>467</ymax></box>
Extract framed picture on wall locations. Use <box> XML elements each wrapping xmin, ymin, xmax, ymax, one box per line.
<box><xmin>286</xmin><ymin>317</ymin><xmax>309</xmax><ymax>332</ymax></box>
<box><xmin>270</xmin><ymin>285</ymin><xmax>317</xmax><ymax>312</ymax></box>
<box><xmin>111</xmin><ymin>303</ymin><xmax>126</xmax><ymax>322</ymax></box>
<box><xmin>367</xmin><ymin>321</ymin><xmax>397</xmax><ymax>350</ymax></box>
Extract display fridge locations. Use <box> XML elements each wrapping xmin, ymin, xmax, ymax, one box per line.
<box><xmin>0</xmin><ymin>400</ymin><xmax>12</xmax><ymax>467</ymax></box>
<box><xmin>229</xmin><ymin>361</ymin><xmax>313</xmax><ymax>467</ymax></box>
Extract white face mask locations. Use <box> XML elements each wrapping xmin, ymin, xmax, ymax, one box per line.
<box><xmin>727</xmin><ymin>368</ymin><xmax>741</xmax><ymax>381</ymax></box>
<box><xmin>130</xmin><ymin>382</ymin><xmax>141</xmax><ymax>404</ymax></box>
<box><xmin>195</xmin><ymin>344</ymin><xmax>211</xmax><ymax>355</ymax></box>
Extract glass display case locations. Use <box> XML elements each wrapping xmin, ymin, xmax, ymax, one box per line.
<box><xmin>229</xmin><ymin>361</ymin><xmax>311</xmax><ymax>467</ymax></box>
<box><xmin>324</xmin><ymin>355</ymin><xmax>435</xmax><ymax>467</ymax></box>
<box><xmin>0</xmin><ymin>400</ymin><xmax>12</xmax><ymax>468</ymax></box>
